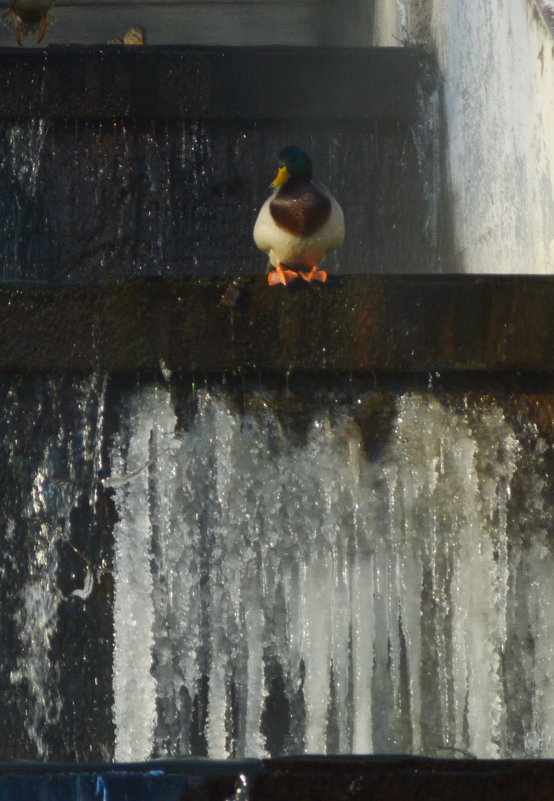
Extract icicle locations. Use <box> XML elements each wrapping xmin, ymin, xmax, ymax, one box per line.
<box><xmin>112</xmin><ymin>385</ymin><xmax>177</xmax><ymax>761</ymax></box>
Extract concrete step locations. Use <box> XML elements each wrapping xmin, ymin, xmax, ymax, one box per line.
<box><xmin>1</xmin><ymin>275</ymin><xmax>554</xmax><ymax>374</ymax></box>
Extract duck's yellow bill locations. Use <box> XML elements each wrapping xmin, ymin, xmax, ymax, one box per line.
<box><xmin>270</xmin><ymin>166</ymin><xmax>290</xmax><ymax>188</ymax></box>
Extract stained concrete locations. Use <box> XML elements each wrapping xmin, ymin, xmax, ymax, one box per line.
<box><xmin>1</xmin><ymin>275</ymin><xmax>554</xmax><ymax>373</ymax></box>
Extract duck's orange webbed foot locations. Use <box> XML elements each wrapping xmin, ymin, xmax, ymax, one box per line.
<box><xmin>36</xmin><ymin>14</ymin><xmax>49</xmax><ymax>43</ymax></box>
<box><xmin>267</xmin><ymin>262</ymin><xmax>299</xmax><ymax>286</ymax></box>
<box><xmin>299</xmin><ymin>266</ymin><xmax>328</xmax><ymax>284</ymax></box>
<box><xmin>12</xmin><ymin>10</ymin><xmax>22</xmax><ymax>45</ymax></box>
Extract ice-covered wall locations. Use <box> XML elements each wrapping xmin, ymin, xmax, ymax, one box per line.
<box><xmin>108</xmin><ymin>386</ymin><xmax>554</xmax><ymax>761</ymax></box>
<box><xmin>3</xmin><ymin>376</ymin><xmax>554</xmax><ymax>761</ymax></box>
<box><xmin>375</xmin><ymin>0</ymin><xmax>554</xmax><ymax>273</ymax></box>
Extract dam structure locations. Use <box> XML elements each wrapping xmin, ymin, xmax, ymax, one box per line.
<box><xmin>1</xmin><ymin>1</ymin><xmax>554</xmax><ymax>799</ymax></box>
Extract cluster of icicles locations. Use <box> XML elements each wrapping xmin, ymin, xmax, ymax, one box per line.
<box><xmin>107</xmin><ymin>385</ymin><xmax>554</xmax><ymax>761</ymax></box>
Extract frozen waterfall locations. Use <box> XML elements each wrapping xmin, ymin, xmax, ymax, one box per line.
<box><xmin>107</xmin><ymin>384</ymin><xmax>553</xmax><ymax>761</ymax></box>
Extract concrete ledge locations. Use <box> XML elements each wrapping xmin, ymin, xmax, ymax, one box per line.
<box><xmin>2</xmin><ymin>276</ymin><xmax>554</xmax><ymax>374</ymax></box>
<box><xmin>0</xmin><ymin>45</ymin><xmax>435</xmax><ymax>120</ymax></box>
<box><xmin>255</xmin><ymin>756</ymin><xmax>554</xmax><ymax>801</ymax></box>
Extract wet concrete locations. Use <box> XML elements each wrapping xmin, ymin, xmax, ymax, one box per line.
<box><xmin>0</xmin><ymin>119</ymin><xmax>436</xmax><ymax>281</ymax></box>
<box><xmin>0</xmin><ymin>46</ymin><xmax>434</xmax><ymax>121</ymax></box>
<box><xmin>1</xmin><ymin>275</ymin><xmax>554</xmax><ymax>374</ymax></box>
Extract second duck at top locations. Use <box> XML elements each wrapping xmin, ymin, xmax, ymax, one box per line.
<box><xmin>253</xmin><ymin>146</ymin><xmax>345</xmax><ymax>286</ymax></box>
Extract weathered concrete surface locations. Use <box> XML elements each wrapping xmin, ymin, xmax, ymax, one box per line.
<box><xmin>2</xmin><ymin>275</ymin><xmax>554</xmax><ymax>374</ymax></box>
<box><xmin>0</xmin><ymin>46</ymin><xmax>435</xmax><ymax>121</ymax></box>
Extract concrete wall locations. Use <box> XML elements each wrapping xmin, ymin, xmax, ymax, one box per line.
<box><xmin>375</xmin><ymin>0</ymin><xmax>554</xmax><ymax>274</ymax></box>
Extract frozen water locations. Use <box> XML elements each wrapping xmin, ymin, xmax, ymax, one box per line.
<box><xmin>3</xmin><ymin>376</ymin><xmax>554</xmax><ymax>760</ymax></box>
<box><xmin>108</xmin><ymin>385</ymin><xmax>553</xmax><ymax>760</ymax></box>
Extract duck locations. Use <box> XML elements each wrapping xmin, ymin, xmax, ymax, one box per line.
<box><xmin>108</xmin><ymin>25</ymin><xmax>147</xmax><ymax>45</ymax></box>
<box><xmin>9</xmin><ymin>0</ymin><xmax>53</xmax><ymax>45</ymax></box>
<box><xmin>253</xmin><ymin>145</ymin><xmax>345</xmax><ymax>286</ymax></box>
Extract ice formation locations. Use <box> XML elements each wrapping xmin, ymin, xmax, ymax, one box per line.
<box><xmin>109</xmin><ymin>386</ymin><xmax>552</xmax><ymax>761</ymax></box>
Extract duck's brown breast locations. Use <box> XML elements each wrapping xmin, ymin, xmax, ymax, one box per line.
<box><xmin>270</xmin><ymin>180</ymin><xmax>331</xmax><ymax>238</ymax></box>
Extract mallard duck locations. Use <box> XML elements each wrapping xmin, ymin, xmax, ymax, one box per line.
<box><xmin>253</xmin><ymin>145</ymin><xmax>345</xmax><ymax>286</ymax></box>
<box><xmin>10</xmin><ymin>0</ymin><xmax>53</xmax><ymax>45</ymax></box>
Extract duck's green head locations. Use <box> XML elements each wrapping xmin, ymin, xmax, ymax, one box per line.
<box><xmin>270</xmin><ymin>146</ymin><xmax>313</xmax><ymax>188</ymax></box>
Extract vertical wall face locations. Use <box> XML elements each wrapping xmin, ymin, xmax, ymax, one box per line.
<box><xmin>0</xmin><ymin>116</ymin><xmax>437</xmax><ymax>281</ymax></box>
<box><xmin>432</xmin><ymin>0</ymin><xmax>554</xmax><ymax>274</ymax></box>
<box><xmin>0</xmin><ymin>376</ymin><xmax>114</xmax><ymax>761</ymax></box>
<box><xmin>376</xmin><ymin>0</ymin><xmax>554</xmax><ymax>273</ymax></box>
